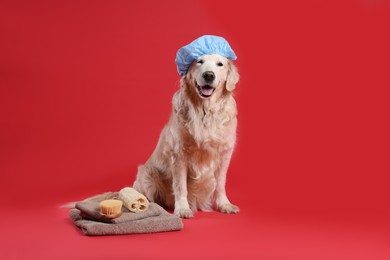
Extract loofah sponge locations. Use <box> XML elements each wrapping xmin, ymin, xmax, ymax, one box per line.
<box><xmin>119</xmin><ymin>187</ymin><xmax>149</xmax><ymax>213</ymax></box>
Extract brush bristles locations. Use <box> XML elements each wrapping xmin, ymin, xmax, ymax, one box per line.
<box><xmin>99</xmin><ymin>199</ymin><xmax>123</xmax><ymax>217</ymax></box>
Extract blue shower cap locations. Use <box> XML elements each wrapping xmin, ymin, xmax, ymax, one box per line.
<box><xmin>175</xmin><ymin>35</ymin><xmax>237</xmax><ymax>76</ymax></box>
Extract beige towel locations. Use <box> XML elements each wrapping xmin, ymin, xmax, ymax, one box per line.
<box><xmin>70</xmin><ymin>201</ymin><xmax>183</xmax><ymax>236</ymax></box>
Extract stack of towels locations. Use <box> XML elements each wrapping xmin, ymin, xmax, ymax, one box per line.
<box><xmin>69</xmin><ymin>191</ymin><xmax>183</xmax><ymax>236</ymax></box>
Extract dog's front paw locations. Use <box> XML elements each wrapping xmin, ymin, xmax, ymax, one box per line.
<box><xmin>218</xmin><ymin>203</ymin><xmax>240</xmax><ymax>214</ymax></box>
<box><xmin>174</xmin><ymin>207</ymin><xmax>194</xmax><ymax>219</ymax></box>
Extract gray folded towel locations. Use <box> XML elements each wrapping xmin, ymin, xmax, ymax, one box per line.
<box><xmin>69</xmin><ymin>197</ymin><xmax>183</xmax><ymax>236</ymax></box>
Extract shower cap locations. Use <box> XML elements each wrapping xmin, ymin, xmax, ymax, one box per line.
<box><xmin>175</xmin><ymin>35</ymin><xmax>237</xmax><ymax>76</ymax></box>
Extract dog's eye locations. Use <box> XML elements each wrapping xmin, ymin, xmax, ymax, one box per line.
<box><xmin>197</xmin><ymin>60</ymin><xmax>204</xmax><ymax>64</ymax></box>
<box><xmin>217</xmin><ymin>62</ymin><xmax>223</xmax><ymax>67</ymax></box>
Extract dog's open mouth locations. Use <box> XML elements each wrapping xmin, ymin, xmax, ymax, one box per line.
<box><xmin>196</xmin><ymin>82</ymin><xmax>215</xmax><ymax>98</ymax></box>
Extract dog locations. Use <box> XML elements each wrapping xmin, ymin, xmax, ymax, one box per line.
<box><xmin>133</xmin><ymin>53</ymin><xmax>240</xmax><ymax>218</ymax></box>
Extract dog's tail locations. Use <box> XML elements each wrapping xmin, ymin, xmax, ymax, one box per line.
<box><xmin>60</xmin><ymin>202</ymin><xmax>78</xmax><ymax>208</ymax></box>
<box><xmin>60</xmin><ymin>192</ymin><xmax>118</xmax><ymax>208</ymax></box>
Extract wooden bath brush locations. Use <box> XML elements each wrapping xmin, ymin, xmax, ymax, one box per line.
<box><xmin>99</xmin><ymin>199</ymin><xmax>123</xmax><ymax>219</ymax></box>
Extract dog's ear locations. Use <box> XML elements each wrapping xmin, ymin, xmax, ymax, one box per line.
<box><xmin>226</xmin><ymin>61</ymin><xmax>239</xmax><ymax>92</ymax></box>
<box><xmin>180</xmin><ymin>76</ymin><xmax>186</xmax><ymax>89</ymax></box>
<box><xmin>180</xmin><ymin>68</ymin><xmax>194</xmax><ymax>89</ymax></box>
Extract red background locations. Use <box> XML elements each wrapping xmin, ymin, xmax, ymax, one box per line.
<box><xmin>1</xmin><ymin>0</ymin><xmax>389</xmax><ymax>259</ymax></box>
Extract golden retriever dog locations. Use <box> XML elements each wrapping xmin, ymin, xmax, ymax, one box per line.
<box><xmin>133</xmin><ymin>54</ymin><xmax>240</xmax><ymax>218</ymax></box>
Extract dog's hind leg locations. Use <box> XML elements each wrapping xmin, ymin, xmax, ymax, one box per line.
<box><xmin>133</xmin><ymin>165</ymin><xmax>157</xmax><ymax>201</ymax></box>
<box><xmin>133</xmin><ymin>165</ymin><xmax>174</xmax><ymax>209</ymax></box>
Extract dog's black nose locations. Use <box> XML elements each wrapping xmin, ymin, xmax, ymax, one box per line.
<box><xmin>202</xmin><ymin>71</ymin><xmax>215</xmax><ymax>82</ymax></box>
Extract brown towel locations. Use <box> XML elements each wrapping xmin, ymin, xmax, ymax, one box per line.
<box><xmin>69</xmin><ymin>201</ymin><xmax>183</xmax><ymax>236</ymax></box>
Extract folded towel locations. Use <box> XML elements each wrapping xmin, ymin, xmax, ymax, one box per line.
<box><xmin>70</xmin><ymin>201</ymin><xmax>183</xmax><ymax>236</ymax></box>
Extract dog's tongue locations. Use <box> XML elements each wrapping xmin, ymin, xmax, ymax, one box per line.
<box><xmin>200</xmin><ymin>86</ymin><xmax>214</xmax><ymax>96</ymax></box>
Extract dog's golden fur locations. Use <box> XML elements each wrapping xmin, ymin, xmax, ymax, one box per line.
<box><xmin>133</xmin><ymin>54</ymin><xmax>240</xmax><ymax>218</ymax></box>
